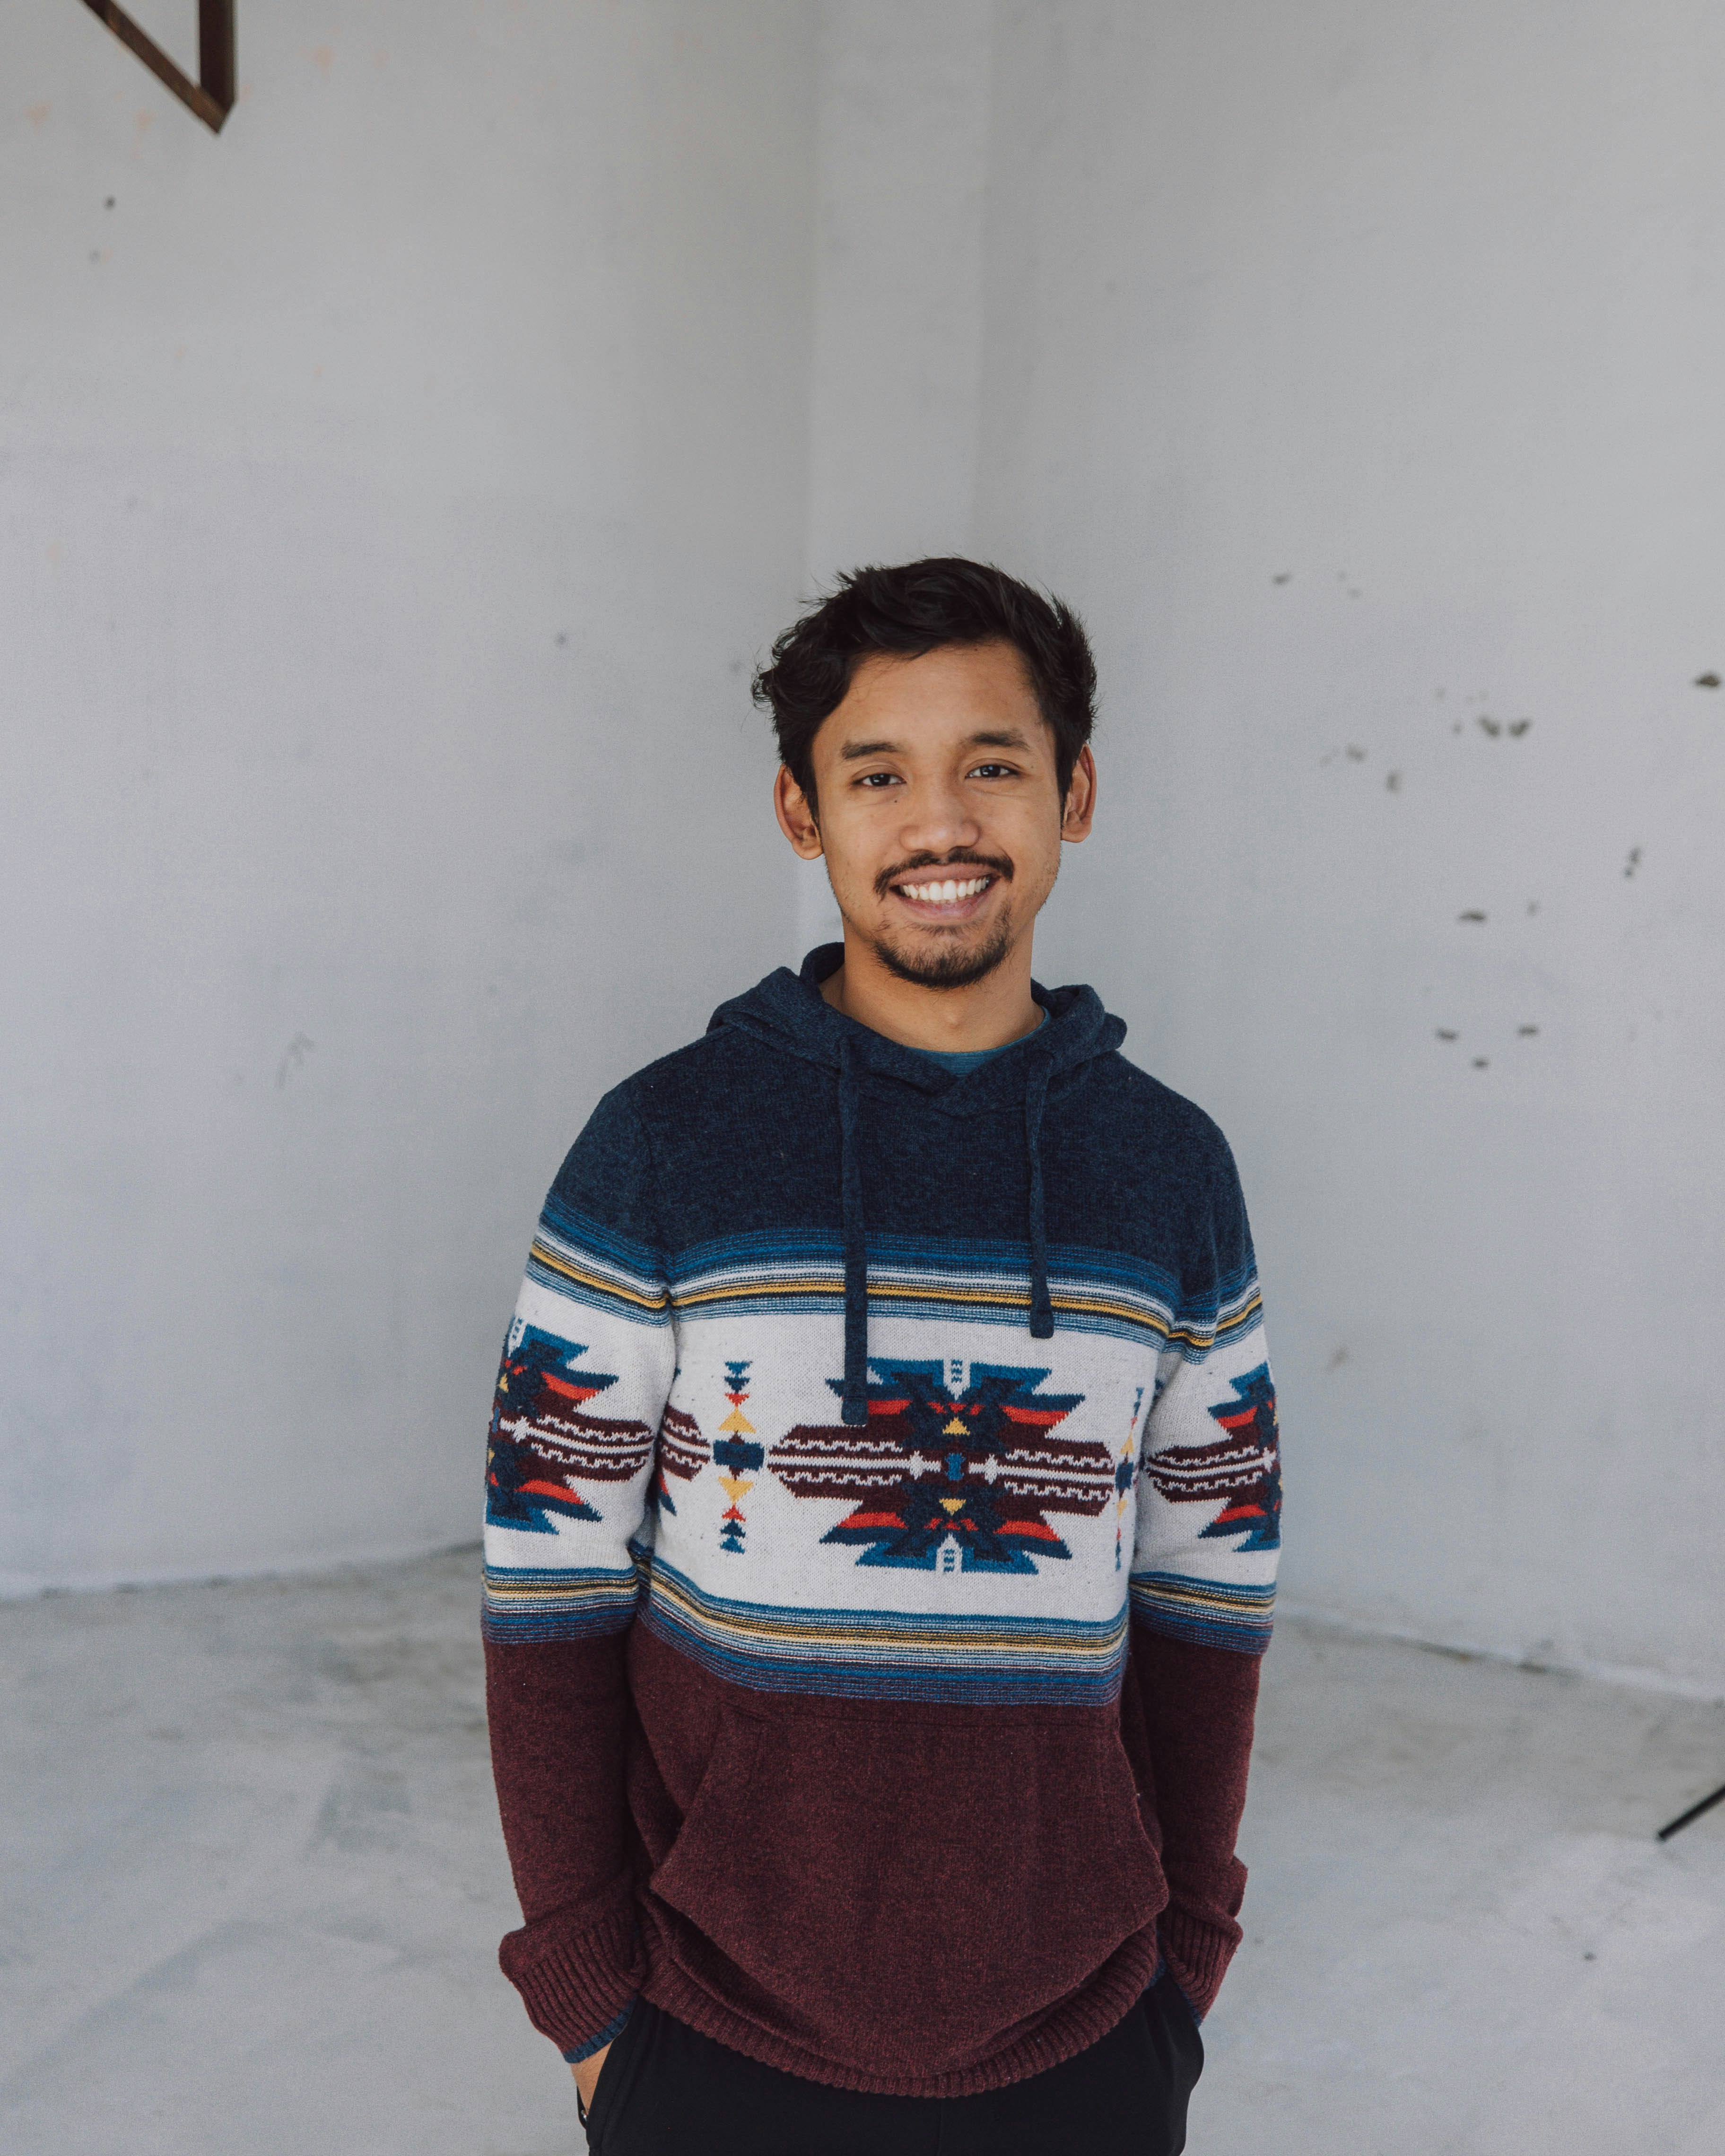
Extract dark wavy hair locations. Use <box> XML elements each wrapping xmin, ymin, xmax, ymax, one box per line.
<box><xmin>752</xmin><ymin>557</ymin><xmax>1098</xmax><ymax>812</ymax></box>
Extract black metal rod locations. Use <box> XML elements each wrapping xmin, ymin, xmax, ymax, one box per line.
<box><xmin>1657</xmin><ymin>1779</ymin><xmax>1725</xmax><ymax>1842</ymax></box>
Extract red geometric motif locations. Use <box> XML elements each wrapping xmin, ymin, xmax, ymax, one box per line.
<box><xmin>487</xmin><ymin>1323</ymin><xmax>653</xmax><ymax>1534</ymax></box>
<box><xmin>769</xmin><ymin>1359</ymin><xmax>1113</xmax><ymax>1576</ymax></box>
<box><xmin>1141</xmin><ymin>1363</ymin><xmax>1281</xmax><ymax>1553</ymax></box>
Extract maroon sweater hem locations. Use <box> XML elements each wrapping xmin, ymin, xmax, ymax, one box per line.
<box><xmin>639</xmin><ymin>1921</ymin><xmax>1163</xmax><ymax>2098</ymax></box>
<box><xmin>488</xmin><ymin>1615</ymin><xmax>1263</xmax><ymax>2081</ymax></box>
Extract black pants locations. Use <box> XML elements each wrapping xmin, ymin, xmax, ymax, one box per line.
<box><xmin>579</xmin><ymin>1971</ymin><xmax>1203</xmax><ymax>2156</ymax></box>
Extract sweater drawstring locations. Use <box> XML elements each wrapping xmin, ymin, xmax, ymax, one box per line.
<box><xmin>840</xmin><ymin>1034</ymin><xmax>1054</xmax><ymax>1415</ymax></box>
<box><xmin>839</xmin><ymin>1037</ymin><xmax>870</xmax><ymax>1424</ymax></box>
<box><xmin>1025</xmin><ymin>1049</ymin><xmax>1055</xmax><ymax>1339</ymax></box>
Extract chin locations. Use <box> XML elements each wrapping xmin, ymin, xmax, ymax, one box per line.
<box><xmin>871</xmin><ymin>918</ymin><xmax>1016</xmax><ymax>991</ymax></box>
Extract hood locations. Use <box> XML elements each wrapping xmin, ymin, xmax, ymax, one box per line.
<box><xmin>706</xmin><ymin>946</ymin><xmax>1129</xmax><ymax>1425</ymax></box>
<box><xmin>706</xmin><ymin>944</ymin><xmax>1126</xmax><ymax>1112</ymax></box>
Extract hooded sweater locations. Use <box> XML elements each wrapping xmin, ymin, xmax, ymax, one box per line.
<box><xmin>482</xmin><ymin>947</ymin><xmax>1280</xmax><ymax>2098</ymax></box>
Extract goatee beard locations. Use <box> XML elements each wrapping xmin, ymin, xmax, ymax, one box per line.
<box><xmin>866</xmin><ymin>913</ymin><xmax>1016</xmax><ymax>991</ymax></box>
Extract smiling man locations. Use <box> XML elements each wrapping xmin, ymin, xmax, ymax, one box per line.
<box><xmin>482</xmin><ymin>560</ymin><xmax>1281</xmax><ymax>2155</ymax></box>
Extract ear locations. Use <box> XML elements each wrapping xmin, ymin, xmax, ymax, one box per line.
<box><xmin>1061</xmin><ymin>745</ymin><xmax>1098</xmax><ymax>842</ymax></box>
<box><xmin>774</xmin><ymin>765</ymin><xmax>824</xmax><ymax>859</ymax></box>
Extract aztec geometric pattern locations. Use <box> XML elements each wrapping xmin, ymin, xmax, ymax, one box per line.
<box><xmin>713</xmin><ymin>1360</ymin><xmax>764</xmax><ymax>1555</ymax></box>
<box><xmin>647</xmin><ymin>1402</ymin><xmax>705</xmax><ymax>1516</ymax></box>
<box><xmin>486</xmin><ymin>1173</ymin><xmax>1277</xmax><ymax>1672</ymax></box>
<box><xmin>485</xmin><ymin>1321</ymin><xmax>654</xmax><ymax>1534</ymax></box>
<box><xmin>1198</xmin><ymin>1366</ymin><xmax>1281</xmax><ymax>1552</ymax></box>
<box><xmin>1127</xmin><ymin>1355</ymin><xmax>1280</xmax><ymax>1654</ymax></box>
<box><xmin>1141</xmin><ymin>1363</ymin><xmax>1281</xmax><ymax>1554</ymax></box>
<box><xmin>769</xmin><ymin>1358</ymin><xmax>1113</xmax><ymax>1576</ymax></box>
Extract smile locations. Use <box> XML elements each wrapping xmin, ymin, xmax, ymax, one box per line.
<box><xmin>891</xmin><ymin>873</ymin><xmax>996</xmax><ymax>916</ymax></box>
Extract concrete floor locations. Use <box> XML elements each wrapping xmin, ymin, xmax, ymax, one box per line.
<box><xmin>2</xmin><ymin>1551</ymin><xmax>1722</xmax><ymax>2156</ymax></box>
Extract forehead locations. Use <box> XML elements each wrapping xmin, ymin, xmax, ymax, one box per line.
<box><xmin>818</xmin><ymin>640</ymin><xmax>1048</xmax><ymax>757</ymax></box>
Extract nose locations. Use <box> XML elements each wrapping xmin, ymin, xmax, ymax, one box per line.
<box><xmin>897</xmin><ymin>771</ymin><xmax>982</xmax><ymax>858</ymax></box>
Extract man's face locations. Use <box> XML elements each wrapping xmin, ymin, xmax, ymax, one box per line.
<box><xmin>777</xmin><ymin>641</ymin><xmax>1095</xmax><ymax>990</ymax></box>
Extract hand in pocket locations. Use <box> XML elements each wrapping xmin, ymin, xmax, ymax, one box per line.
<box><xmin>572</xmin><ymin>2040</ymin><xmax>611</xmax><ymax>2110</ymax></box>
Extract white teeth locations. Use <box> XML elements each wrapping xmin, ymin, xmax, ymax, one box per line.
<box><xmin>901</xmin><ymin>875</ymin><xmax>988</xmax><ymax>904</ymax></box>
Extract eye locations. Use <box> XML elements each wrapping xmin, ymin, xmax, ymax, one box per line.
<box><xmin>967</xmin><ymin>762</ymin><xmax>1018</xmax><ymax>780</ymax></box>
<box><xmin>854</xmin><ymin>770</ymin><xmax>901</xmax><ymax>788</ymax></box>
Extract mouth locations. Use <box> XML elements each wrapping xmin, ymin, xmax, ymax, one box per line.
<box><xmin>888</xmin><ymin>869</ymin><xmax>1000</xmax><ymax>924</ymax></box>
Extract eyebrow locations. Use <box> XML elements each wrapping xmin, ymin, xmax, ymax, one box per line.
<box><xmin>837</xmin><ymin>727</ymin><xmax>1034</xmax><ymax>761</ymax></box>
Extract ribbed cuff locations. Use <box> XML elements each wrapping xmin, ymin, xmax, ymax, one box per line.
<box><xmin>499</xmin><ymin>1899</ymin><xmax>644</xmax><ymax>2057</ymax></box>
<box><xmin>1157</xmin><ymin>1903</ymin><xmax>1240</xmax><ymax>2023</ymax></box>
<box><xmin>560</xmin><ymin>1997</ymin><xmax>636</xmax><ymax>2064</ymax></box>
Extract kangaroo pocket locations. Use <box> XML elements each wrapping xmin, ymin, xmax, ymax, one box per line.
<box><xmin>645</xmin><ymin>1699</ymin><xmax>1167</xmax><ymax>2078</ymax></box>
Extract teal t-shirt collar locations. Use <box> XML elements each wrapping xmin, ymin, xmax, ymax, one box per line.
<box><xmin>901</xmin><ymin>1004</ymin><xmax>1048</xmax><ymax>1073</ymax></box>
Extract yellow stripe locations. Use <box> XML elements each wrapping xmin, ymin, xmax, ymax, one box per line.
<box><xmin>534</xmin><ymin>1234</ymin><xmax>1259</xmax><ymax>1350</ymax></box>
<box><xmin>485</xmin><ymin>1584</ymin><xmax>635</xmax><ymax>1605</ymax></box>
<box><xmin>648</xmin><ymin>1571</ymin><xmax>1125</xmax><ymax>1663</ymax></box>
<box><xmin>530</xmin><ymin>1240</ymin><xmax>669</xmax><ymax>1312</ymax></box>
<box><xmin>674</xmin><ymin>1271</ymin><xmax>1175</xmax><ymax>1333</ymax></box>
<box><xmin>1134</xmin><ymin>1582</ymin><xmax>1274</xmax><ymax>1612</ymax></box>
<box><xmin>673</xmin><ymin>1273</ymin><xmax>845</xmax><ymax>1308</ymax></box>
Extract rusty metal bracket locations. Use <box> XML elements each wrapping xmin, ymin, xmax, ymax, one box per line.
<box><xmin>81</xmin><ymin>0</ymin><xmax>235</xmax><ymax>134</ymax></box>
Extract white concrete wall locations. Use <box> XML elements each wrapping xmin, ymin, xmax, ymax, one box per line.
<box><xmin>8</xmin><ymin>0</ymin><xmax>1721</xmax><ymax>1693</ymax></box>
<box><xmin>967</xmin><ymin>1</ymin><xmax>1725</xmax><ymax>1690</ymax></box>
<box><xmin>1</xmin><ymin>0</ymin><xmax>817</xmax><ymax>1589</ymax></box>
<box><xmin>792</xmin><ymin>0</ymin><xmax>994</xmax><ymax>952</ymax></box>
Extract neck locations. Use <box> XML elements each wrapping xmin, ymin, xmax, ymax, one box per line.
<box><xmin>819</xmin><ymin>926</ymin><xmax>1043</xmax><ymax>1053</ymax></box>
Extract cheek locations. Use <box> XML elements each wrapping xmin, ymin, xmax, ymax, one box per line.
<box><xmin>996</xmin><ymin>813</ymin><xmax>1063</xmax><ymax>892</ymax></box>
<box><xmin>810</xmin><ymin>818</ymin><xmax>881</xmax><ymax>895</ymax></box>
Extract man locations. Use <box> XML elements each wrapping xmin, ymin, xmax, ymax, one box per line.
<box><xmin>482</xmin><ymin>559</ymin><xmax>1280</xmax><ymax>2154</ymax></box>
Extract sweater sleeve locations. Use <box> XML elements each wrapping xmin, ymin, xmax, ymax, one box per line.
<box><xmin>1127</xmin><ymin>1136</ymin><xmax>1280</xmax><ymax>2019</ymax></box>
<box><xmin>482</xmin><ymin>1084</ymin><xmax>676</xmax><ymax>2058</ymax></box>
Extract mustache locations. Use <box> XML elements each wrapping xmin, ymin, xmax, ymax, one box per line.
<box><xmin>873</xmin><ymin>851</ymin><xmax>1015</xmax><ymax>900</ymax></box>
